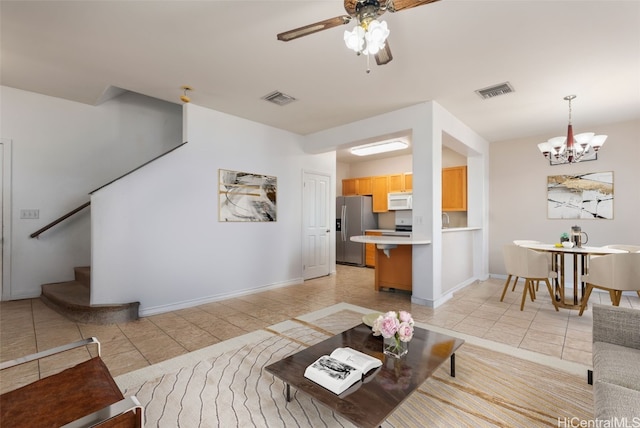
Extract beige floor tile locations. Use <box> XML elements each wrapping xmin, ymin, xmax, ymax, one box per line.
<box><xmin>562</xmin><ymin>347</ymin><xmax>592</xmax><ymax>367</ymax></box>
<box><xmin>482</xmin><ymin>329</ymin><xmax>524</xmax><ymax>347</ymax></box>
<box><xmin>519</xmin><ymin>339</ymin><xmax>563</xmax><ymax>358</ymax></box>
<box><xmin>0</xmin><ymin>265</ymin><xmax>599</xmax><ymax>388</ymax></box>
<box><xmin>0</xmin><ymin>361</ymin><xmax>39</xmax><ymax>394</ymax></box>
<box><xmin>563</xmin><ymin>336</ymin><xmax>592</xmax><ymax>353</ymax></box>
<box><xmin>523</xmin><ymin>329</ymin><xmax>565</xmax><ymax>346</ymax></box>
<box><xmin>102</xmin><ymin>349</ymin><xmax>151</xmax><ymax>377</ymax></box>
<box><xmin>133</xmin><ymin>336</ymin><xmax>187</xmax><ymax>365</ymax></box>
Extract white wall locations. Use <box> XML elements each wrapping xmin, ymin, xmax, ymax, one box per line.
<box><xmin>91</xmin><ymin>103</ymin><xmax>335</xmax><ymax>314</ymax></box>
<box><xmin>489</xmin><ymin>119</ymin><xmax>640</xmax><ymax>276</ymax></box>
<box><xmin>0</xmin><ymin>86</ymin><xmax>182</xmax><ymax>299</ymax></box>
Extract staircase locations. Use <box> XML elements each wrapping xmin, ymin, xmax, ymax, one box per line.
<box><xmin>41</xmin><ymin>267</ymin><xmax>139</xmax><ymax>324</ymax></box>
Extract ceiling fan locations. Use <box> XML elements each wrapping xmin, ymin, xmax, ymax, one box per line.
<box><xmin>277</xmin><ymin>0</ymin><xmax>441</xmax><ymax>67</ymax></box>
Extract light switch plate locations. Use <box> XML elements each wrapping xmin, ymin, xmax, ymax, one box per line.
<box><xmin>20</xmin><ymin>209</ymin><xmax>39</xmax><ymax>219</ymax></box>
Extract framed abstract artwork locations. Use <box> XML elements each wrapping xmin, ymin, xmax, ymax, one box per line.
<box><xmin>219</xmin><ymin>169</ymin><xmax>277</xmax><ymax>222</ymax></box>
<box><xmin>547</xmin><ymin>171</ymin><xmax>613</xmax><ymax>219</ymax></box>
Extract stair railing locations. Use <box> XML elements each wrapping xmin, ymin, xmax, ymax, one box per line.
<box><xmin>30</xmin><ymin>201</ymin><xmax>91</xmax><ymax>238</ymax></box>
<box><xmin>29</xmin><ymin>141</ymin><xmax>188</xmax><ymax>239</ymax></box>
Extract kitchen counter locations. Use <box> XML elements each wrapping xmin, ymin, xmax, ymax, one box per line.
<box><xmin>350</xmin><ymin>235</ymin><xmax>431</xmax><ymax>246</ymax></box>
<box><xmin>442</xmin><ymin>227</ymin><xmax>481</xmax><ymax>232</ymax></box>
<box><xmin>351</xmin><ymin>235</ymin><xmax>431</xmax><ymax>293</ymax></box>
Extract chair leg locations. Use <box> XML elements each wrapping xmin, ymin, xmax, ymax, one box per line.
<box><xmin>637</xmin><ymin>291</ymin><xmax>640</xmax><ymax>299</ymax></box>
<box><xmin>520</xmin><ymin>279</ymin><xmax>530</xmax><ymax>311</ymax></box>
<box><xmin>612</xmin><ymin>291</ymin><xmax>622</xmax><ymax>306</ymax></box>
<box><xmin>544</xmin><ymin>279</ymin><xmax>559</xmax><ymax>311</ymax></box>
<box><xmin>500</xmin><ymin>275</ymin><xmax>513</xmax><ymax>302</ymax></box>
<box><xmin>530</xmin><ymin>281</ymin><xmax>536</xmax><ymax>300</ymax></box>
<box><xmin>511</xmin><ymin>276</ymin><xmax>519</xmax><ymax>291</ymax></box>
<box><xmin>579</xmin><ymin>284</ymin><xmax>594</xmax><ymax>316</ymax></box>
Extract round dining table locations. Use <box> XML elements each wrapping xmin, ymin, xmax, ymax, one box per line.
<box><xmin>516</xmin><ymin>243</ymin><xmax>627</xmax><ymax>309</ymax></box>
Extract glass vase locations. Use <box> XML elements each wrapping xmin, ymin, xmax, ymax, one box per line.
<box><xmin>383</xmin><ymin>335</ymin><xmax>408</xmax><ymax>358</ymax></box>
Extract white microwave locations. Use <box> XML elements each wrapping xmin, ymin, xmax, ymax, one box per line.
<box><xmin>388</xmin><ymin>192</ymin><xmax>412</xmax><ymax>210</ymax></box>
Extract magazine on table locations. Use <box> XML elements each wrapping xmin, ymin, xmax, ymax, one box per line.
<box><xmin>304</xmin><ymin>347</ymin><xmax>382</xmax><ymax>395</ymax></box>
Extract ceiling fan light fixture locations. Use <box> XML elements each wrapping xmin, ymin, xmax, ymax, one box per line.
<box><xmin>350</xmin><ymin>139</ymin><xmax>408</xmax><ymax>156</ymax></box>
<box><xmin>344</xmin><ymin>19</ymin><xmax>389</xmax><ymax>55</ymax></box>
<box><xmin>344</xmin><ymin>26</ymin><xmax>365</xmax><ymax>52</ymax></box>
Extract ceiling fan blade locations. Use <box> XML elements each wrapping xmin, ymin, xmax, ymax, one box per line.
<box><xmin>277</xmin><ymin>15</ymin><xmax>352</xmax><ymax>42</ymax></box>
<box><xmin>375</xmin><ymin>41</ymin><xmax>393</xmax><ymax>65</ymax></box>
<box><xmin>386</xmin><ymin>0</ymin><xmax>441</xmax><ymax>13</ymax></box>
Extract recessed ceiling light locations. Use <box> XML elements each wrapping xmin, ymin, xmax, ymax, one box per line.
<box><xmin>350</xmin><ymin>140</ymin><xmax>409</xmax><ymax>156</ymax></box>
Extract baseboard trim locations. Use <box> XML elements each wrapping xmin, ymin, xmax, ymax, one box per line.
<box><xmin>139</xmin><ymin>277</ymin><xmax>304</xmax><ymax>317</ymax></box>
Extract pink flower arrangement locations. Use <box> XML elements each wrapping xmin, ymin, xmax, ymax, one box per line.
<box><xmin>372</xmin><ymin>310</ymin><xmax>415</xmax><ymax>343</ymax></box>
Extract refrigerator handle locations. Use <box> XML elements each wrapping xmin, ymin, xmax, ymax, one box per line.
<box><xmin>341</xmin><ymin>205</ymin><xmax>347</xmax><ymax>242</ymax></box>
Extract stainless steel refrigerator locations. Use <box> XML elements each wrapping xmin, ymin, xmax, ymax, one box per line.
<box><xmin>336</xmin><ymin>196</ymin><xmax>377</xmax><ymax>266</ymax></box>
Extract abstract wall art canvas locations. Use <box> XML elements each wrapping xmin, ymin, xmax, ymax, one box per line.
<box><xmin>547</xmin><ymin>171</ymin><xmax>613</xmax><ymax>219</ymax></box>
<box><xmin>219</xmin><ymin>169</ymin><xmax>277</xmax><ymax>222</ymax></box>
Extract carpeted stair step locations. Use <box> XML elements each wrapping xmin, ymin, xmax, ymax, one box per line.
<box><xmin>40</xmin><ymin>268</ymin><xmax>139</xmax><ymax>324</ymax></box>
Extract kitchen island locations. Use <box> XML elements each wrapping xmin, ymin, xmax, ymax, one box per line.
<box><xmin>350</xmin><ymin>235</ymin><xmax>431</xmax><ymax>292</ymax></box>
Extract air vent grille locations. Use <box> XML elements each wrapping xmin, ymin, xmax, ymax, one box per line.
<box><xmin>475</xmin><ymin>82</ymin><xmax>515</xmax><ymax>99</ymax></box>
<box><xmin>262</xmin><ymin>91</ymin><xmax>297</xmax><ymax>106</ymax></box>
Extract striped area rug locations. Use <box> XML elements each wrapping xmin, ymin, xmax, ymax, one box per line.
<box><xmin>116</xmin><ymin>305</ymin><xmax>593</xmax><ymax>427</ymax></box>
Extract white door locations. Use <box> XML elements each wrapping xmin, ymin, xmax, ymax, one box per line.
<box><xmin>1</xmin><ymin>138</ymin><xmax>11</xmax><ymax>300</ymax></box>
<box><xmin>302</xmin><ymin>171</ymin><xmax>331</xmax><ymax>280</ymax></box>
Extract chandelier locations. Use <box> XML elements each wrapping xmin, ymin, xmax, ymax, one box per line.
<box><xmin>537</xmin><ymin>95</ymin><xmax>607</xmax><ymax>165</ymax></box>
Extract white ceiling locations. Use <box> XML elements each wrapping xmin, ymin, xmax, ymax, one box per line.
<box><xmin>2</xmin><ymin>0</ymin><xmax>639</xmax><ymax>161</ymax></box>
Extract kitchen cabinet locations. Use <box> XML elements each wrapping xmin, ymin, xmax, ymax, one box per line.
<box><xmin>342</xmin><ymin>177</ymin><xmax>373</xmax><ymax>196</ymax></box>
<box><xmin>365</xmin><ymin>231</ymin><xmax>382</xmax><ymax>267</ymax></box>
<box><xmin>357</xmin><ymin>177</ymin><xmax>373</xmax><ymax>195</ymax></box>
<box><xmin>375</xmin><ymin>246</ymin><xmax>412</xmax><ymax>291</ymax></box>
<box><xmin>442</xmin><ymin>166</ymin><xmax>467</xmax><ymax>211</ymax></box>
<box><xmin>372</xmin><ymin>176</ymin><xmax>389</xmax><ymax>212</ymax></box>
<box><xmin>405</xmin><ymin>173</ymin><xmax>412</xmax><ymax>191</ymax></box>
<box><xmin>388</xmin><ymin>173</ymin><xmax>412</xmax><ymax>193</ymax></box>
<box><xmin>342</xmin><ymin>178</ymin><xmax>358</xmax><ymax>196</ymax></box>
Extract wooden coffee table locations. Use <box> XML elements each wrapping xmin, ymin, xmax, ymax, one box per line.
<box><xmin>265</xmin><ymin>323</ymin><xmax>464</xmax><ymax>428</ymax></box>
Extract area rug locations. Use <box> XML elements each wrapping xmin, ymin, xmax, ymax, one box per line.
<box><xmin>115</xmin><ymin>303</ymin><xmax>593</xmax><ymax>427</ymax></box>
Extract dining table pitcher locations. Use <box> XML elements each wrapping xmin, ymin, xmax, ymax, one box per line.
<box><xmin>571</xmin><ymin>225</ymin><xmax>588</xmax><ymax>247</ymax></box>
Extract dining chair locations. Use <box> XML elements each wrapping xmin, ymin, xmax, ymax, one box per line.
<box><xmin>501</xmin><ymin>244</ymin><xmax>524</xmax><ymax>302</ymax></box>
<box><xmin>579</xmin><ymin>253</ymin><xmax>640</xmax><ymax>316</ymax></box>
<box><xmin>502</xmin><ymin>244</ymin><xmax>559</xmax><ymax>311</ymax></box>
<box><xmin>512</xmin><ymin>240</ymin><xmax>546</xmax><ymax>292</ymax></box>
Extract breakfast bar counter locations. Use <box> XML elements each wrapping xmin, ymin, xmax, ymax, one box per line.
<box><xmin>350</xmin><ymin>235</ymin><xmax>431</xmax><ymax>292</ymax></box>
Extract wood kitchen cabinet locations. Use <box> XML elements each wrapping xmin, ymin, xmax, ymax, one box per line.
<box><xmin>388</xmin><ymin>173</ymin><xmax>412</xmax><ymax>193</ymax></box>
<box><xmin>404</xmin><ymin>173</ymin><xmax>412</xmax><ymax>191</ymax></box>
<box><xmin>375</xmin><ymin>246</ymin><xmax>412</xmax><ymax>291</ymax></box>
<box><xmin>442</xmin><ymin>166</ymin><xmax>467</xmax><ymax>211</ymax></box>
<box><xmin>372</xmin><ymin>175</ymin><xmax>389</xmax><ymax>212</ymax></box>
<box><xmin>342</xmin><ymin>178</ymin><xmax>358</xmax><ymax>195</ymax></box>
<box><xmin>357</xmin><ymin>177</ymin><xmax>373</xmax><ymax>195</ymax></box>
<box><xmin>342</xmin><ymin>177</ymin><xmax>373</xmax><ymax>196</ymax></box>
<box><xmin>365</xmin><ymin>231</ymin><xmax>382</xmax><ymax>267</ymax></box>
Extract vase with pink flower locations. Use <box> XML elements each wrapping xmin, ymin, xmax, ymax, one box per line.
<box><xmin>372</xmin><ymin>310</ymin><xmax>414</xmax><ymax>358</ymax></box>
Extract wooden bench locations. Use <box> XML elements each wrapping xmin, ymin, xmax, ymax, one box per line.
<box><xmin>1</xmin><ymin>337</ymin><xmax>143</xmax><ymax>427</ymax></box>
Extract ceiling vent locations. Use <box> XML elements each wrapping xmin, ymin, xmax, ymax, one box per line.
<box><xmin>262</xmin><ymin>91</ymin><xmax>297</xmax><ymax>106</ymax></box>
<box><xmin>475</xmin><ymin>82</ymin><xmax>515</xmax><ymax>100</ymax></box>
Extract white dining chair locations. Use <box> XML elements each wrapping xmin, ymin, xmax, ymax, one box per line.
<box><xmin>502</xmin><ymin>244</ymin><xmax>559</xmax><ymax>311</ymax></box>
<box><xmin>512</xmin><ymin>240</ymin><xmax>547</xmax><ymax>292</ymax></box>
<box><xmin>579</xmin><ymin>253</ymin><xmax>640</xmax><ymax>316</ymax></box>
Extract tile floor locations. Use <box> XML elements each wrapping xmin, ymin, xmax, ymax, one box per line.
<box><xmin>1</xmin><ymin>264</ymin><xmax>638</xmax><ymax>394</ymax></box>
